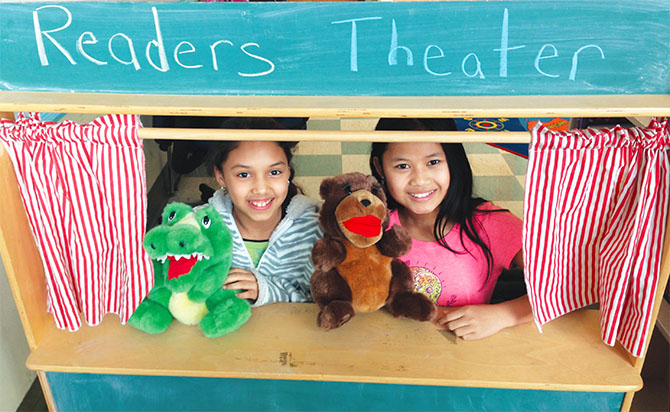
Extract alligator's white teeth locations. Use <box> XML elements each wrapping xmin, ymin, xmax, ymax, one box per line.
<box><xmin>161</xmin><ymin>253</ymin><xmax>206</xmax><ymax>261</ymax></box>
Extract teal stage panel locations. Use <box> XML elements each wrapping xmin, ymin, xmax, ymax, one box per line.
<box><xmin>47</xmin><ymin>372</ymin><xmax>625</xmax><ymax>412</ymax></box>
<box><xmin>1</xmin><ymin>1</ymin><xmax>668</xmax><ymax>96</ymax></box>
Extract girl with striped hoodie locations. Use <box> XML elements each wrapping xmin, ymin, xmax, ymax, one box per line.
<box><xmin>207</xmin><ymin>138</ymin><xmax>322</xmax><ymax>306</ymax></box>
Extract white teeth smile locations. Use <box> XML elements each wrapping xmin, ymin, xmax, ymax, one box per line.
<box><xmin>410</xmin><ymin>190</ymin><xmax>436</xmax><ymax>199</ymax></box>
<box><xmin>156</xmin><ymin>252</ymin><xmax>210</xmax><ymax>263</ymax></box>
<box><xmin>250</xmin><ymin>199</ymin><xmax>272</xmax><ymax>207</ymax></box>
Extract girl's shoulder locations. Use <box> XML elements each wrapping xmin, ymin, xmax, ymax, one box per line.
<box><xmin>285</xmin><ymin>194</ymin><xmax>321</xmax><ymax>222</ymax></box>
<box><xmin>474</xmin><ymin>201</ymin><xmax>500</xmax><ymax>213</ymax></box>
<box><xmin>279</xmin><ymin>194</ymin><xmax>323</xmax><ymax>238</ymax></box>
<box><xmin>473</xmin><ymin>202</ymin><xmax>522</xmax><ymax>231</ymax></box>
<box><xmin>207</xmin><ymin>189</ymin><xmax>233</xmax><ymax>215</ymax></box>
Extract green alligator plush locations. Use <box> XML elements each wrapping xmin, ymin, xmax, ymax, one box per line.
<box><xmin>128</xmin><ymin>202</ymin><xmax>251</xmax><ymax>337</ymax></box>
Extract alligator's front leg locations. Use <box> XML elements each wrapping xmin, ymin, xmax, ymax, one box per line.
<box><xmin>200</xmin><ymin>288</ymin><xmax>251</xmax><ymax>338</ymax></box>
<box><xmin>128</xmin><ymin>285</ymin><xmax>173</xmax><ymax>334</ymax></box>
<box><xmin>187</xmin><ymin>261</ymin><xmax>230</xmax><ymax>302</ymax></box>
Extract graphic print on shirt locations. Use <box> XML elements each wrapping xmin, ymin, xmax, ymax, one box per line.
<box><xmin>409</xmin><ymin>265</ymin><xmax>442</xmax><ymax>303</ymax></box>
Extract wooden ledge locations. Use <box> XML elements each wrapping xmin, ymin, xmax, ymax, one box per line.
<box><xmin>26</xmin><ymin>303</ymin><xmax>641</xmax><ymax>392</ymax></box>
<box><xmin>1</xmin><ymin>91</ymin><xmax>669</xmax><ymax>118</ymax></box>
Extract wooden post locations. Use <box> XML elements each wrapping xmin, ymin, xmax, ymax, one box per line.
<box><xmin>0</xmin><ymin>114</ymin><xmax>57</xmax><ymax>411</ymax></box>
<box><xmin>620</xmin><ymin>210</ymin><xmax>670</xmax><ymax>412</ymax></box>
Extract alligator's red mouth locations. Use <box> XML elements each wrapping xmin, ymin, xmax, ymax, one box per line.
<box><xmin>341</xmin><ymin>215</ymin><xmax>382</xmax><ymax>238</ymax></box>
<box><xmin>167</xmin><ymin>255</ymin><xmax>198</xmax><ymax>280</ymax></box>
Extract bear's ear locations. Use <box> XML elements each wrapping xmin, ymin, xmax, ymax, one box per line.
<box><xmin>319</xmin><ymin>177</ymin><xmax>339</xmax><ymax>200</ymax></box>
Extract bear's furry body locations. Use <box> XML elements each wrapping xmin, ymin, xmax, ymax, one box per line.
<box><xmin>338</xmin><ymin>240</ymin><xmax>393</xmax><ymax>313</ymax></box>
<box><xmin>310</xmin><ymin>172</ymin><xmax>437</xmax><ymax>330</ymax></box>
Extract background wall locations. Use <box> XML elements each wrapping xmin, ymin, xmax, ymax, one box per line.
<box><xmin>0</xmin><ymin>258</ymin><xmax>34</xmax><ymax>412</ymax></box>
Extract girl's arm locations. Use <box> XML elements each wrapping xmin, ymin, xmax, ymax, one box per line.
<box><xmin>249</xmin><ymin>215</ymin><xmax>322</xmax><ymax>306</ymax></box>
<box><xmin>511</xmin><ymin>249</ymin><xmax>524</xmax><ymax>270</ymax></box>
<box><xmin>435</xmin><ymin>296</ymin><xmax>533</xmax><ymax>340</ymax></box>
<box><xmin>223</xmin><ymin>267</ymin><xmax>259</xmax><ymax>302</ymax></box>
<box><xmin>223</xmin><ymin>267</ymin><xmax>312</xmax><ymax>306</ymax></box>
<box><xmin>253</xmin><ymin>268</ymin><xmax>312</xmax><ymax>306</ymax></box>
<box><xmin>434</xmin><ymin>250</ymin><xmax>533</xmax><ymax>340</ymax></box>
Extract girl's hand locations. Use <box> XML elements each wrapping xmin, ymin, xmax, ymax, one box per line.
<box><xmin>223</xmin><ymin>267</ymin><xmax>259</xmax><ymax>302</ymax></box>
<box><xmin>433</xmin><ymin>296</ymin><xmax>533</xmax><ymax>340</ymax></box>
<box><xmin>434</xmin><ymin>305</ymin><xmax>504</xmax><ymax>340</ymax></box>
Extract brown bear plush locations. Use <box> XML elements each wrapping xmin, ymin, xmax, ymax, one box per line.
<box><xmin>310</xmin><ymin>172</ymin><xmax>437</xmax><ymax>330</ymax></box>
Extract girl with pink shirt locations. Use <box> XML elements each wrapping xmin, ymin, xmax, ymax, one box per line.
<box><xmin>370</xmin><ymin>118</ymin><xmax>533</xmax><ymax>340</ymax></box>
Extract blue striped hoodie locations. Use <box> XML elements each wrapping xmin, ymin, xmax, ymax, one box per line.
<box><xmin>208</xmin><ymin>190</ymin><xmax>322</xmax><ymax>306</ymax></box>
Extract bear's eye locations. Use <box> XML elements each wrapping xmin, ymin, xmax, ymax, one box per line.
<box><xmin>202</xmin><ymin>216</ymin><xmax>211</xmax><ymax>229</ymax></box>
<box><xmin>371</xmin><ymin>186</ymin><xmax>380</xmax><ymax>195</ymax></box>
<box><xmin>168</xmin><ymin>211</ymin><xmax>176</xmax><ymax>221</ymax></box>
<box><xmin>343</xmin><ymin>184</ymin><xmax>352</xmax><ymax>195</ymax></box>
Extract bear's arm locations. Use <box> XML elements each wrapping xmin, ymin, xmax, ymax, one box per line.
<box><xmin>311</xmin><ymin>236</ymin><xmax>346</xmax><ymax>272</ymax></box>
<box><xmin>376</xmin><ymin>225</ymin><xmax>412</xmax><ymax>257</ymax></box>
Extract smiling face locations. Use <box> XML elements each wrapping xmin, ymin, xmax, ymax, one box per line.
<box><xmin>377</xmin><ymin>142</ymin><xmax>450</xmax><ymax>221</ymax></box>
<box><xmin>215</xmin><ymin>141</ymin><xmax>290</xmax><ymax>234</ymax></box>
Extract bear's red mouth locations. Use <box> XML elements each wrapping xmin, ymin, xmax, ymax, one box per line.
<box><xmin>342</xmin><ymin>215</ymin><xmax>382</xmax><ymax>238</ymax></box>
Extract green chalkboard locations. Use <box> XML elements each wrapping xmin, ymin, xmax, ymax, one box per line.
<box><xmin>0</xmin><ymin>1</ymin><xmax>668</xmax><ymax>96</ymax></box>
<box><xmin>47</xmin><ymin>372</ymin><xmax>625</xmax><ymax>412</ymax></box>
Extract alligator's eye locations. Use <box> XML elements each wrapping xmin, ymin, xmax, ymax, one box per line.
<box><xmin>371</xmin><ymin>185</ymin><xmax>380</xmax><ymax>195</ymax></box>
<box><xmin>202</xmin><ymin>215</ymin><xmax>211</xmax><ymax>229</ymax></box>
<box><xmin>168</xmin><ymin>211</ymin><xmax>176</xmax><ymax>221</ymax></box>
<box><xmin>343</xmin><ymin>184</ymin><xmax>352</xmax><ymax>195</ymax></box>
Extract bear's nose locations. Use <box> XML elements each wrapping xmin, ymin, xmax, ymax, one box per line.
<box><xmin>360</xmin><ymin>199</ymin><xmax>371</xmax><ymax>207</ymax></box>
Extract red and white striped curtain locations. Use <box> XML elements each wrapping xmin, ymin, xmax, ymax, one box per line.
<box><xmin>524</xmin><ymin>117</ymin><xmax>670</xmax><ymax>357</ymax></box>
<box><xmin>0</xmin><ymin>113</ymin><xmax>153</xmax><ymax>331</ymax></box>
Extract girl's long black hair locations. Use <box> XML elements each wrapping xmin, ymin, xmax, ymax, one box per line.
<box><xmin>370</xmin><ymin>118</ymin><xmax>503</xmax><ymax>281</ymax></box>
<box><xmin>211</xmin><ymin>117</ymin><xmax>302</xmax><ymax>217</ymax></box>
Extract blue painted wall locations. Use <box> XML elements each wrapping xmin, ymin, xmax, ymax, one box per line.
<box><xmin>47</xmin><ymin>372</ymin><xmax>624</xmax><ymax>412</ymax></box>
<box><xmin>0</xmin><ymin>1</ymin><xmax>668</xmax><ymax>96</ymax></box>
